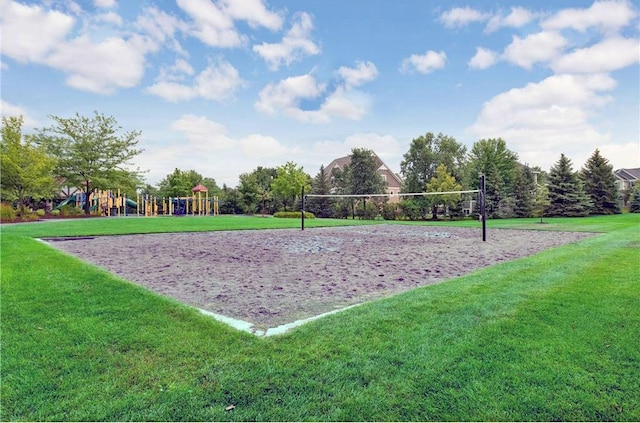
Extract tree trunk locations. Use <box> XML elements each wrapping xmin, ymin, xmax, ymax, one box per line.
<box><xmin>84</xmin><ymin>184</ymin><xmax>91</xmax><ymax>215</ymax></box>
<box><xmin>431</xmin><ymin>205</ymin><xmax>438</xmax><ymax>220</ymax></box>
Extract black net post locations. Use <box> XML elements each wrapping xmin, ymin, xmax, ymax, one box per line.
<box><xmin>301</xmin><ymin>186</ymin><xmax>305</xmax><ymax>231</ymax></box>
<box><xmin>480</xmin><ymin>174</ymin><xmax>486</xmax><ymax>242</ymax></box>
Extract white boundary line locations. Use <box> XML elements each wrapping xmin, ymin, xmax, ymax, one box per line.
<box><xmin>197</xmin><ymin>303</ymin><xmax>364</xmax><ymax>337</ymax></box>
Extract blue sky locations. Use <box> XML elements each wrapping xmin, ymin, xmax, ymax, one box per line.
<box><xmin>1</xmin><ymin>0</ymin><xmax>638</xmax><ymax>187</ymax></box>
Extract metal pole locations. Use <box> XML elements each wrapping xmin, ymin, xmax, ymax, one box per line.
<box><xmin>301</xmin><ymin>186</ymin><xmax>305</xmax><ymax>231</ymax></box>
<box><xmin>480</xmin><ymin>174</ymin><xmax>487</xmax><ymax>242</ymax></box>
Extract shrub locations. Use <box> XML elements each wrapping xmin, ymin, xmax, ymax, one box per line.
<box><xmin>51</xmin><ymin>209</ymin><xmax>60</xmax><ymax>216</ymax></box>
<box><xmin>60</xmin><ymin>205</ymin><xmax>83</xmax><ymax>216</ymax></box>
<box><xmin>381</xmin><ymin>203</ymin><xmax>398</xmax><ymax>220</ymax></box>
<box><xmin>274</xmin><ymin>211</ymin><xmax>315</xmax><ymax>219</ymax></box>
<box><xmin>0</xmin><ymin>203</ymin><xmax>16</xmax><ymax>221</ymax></box>
<box><xmin>36</xmin><ymin>209</ymin><xmax>46</xmax><ymax>217</ymax></box>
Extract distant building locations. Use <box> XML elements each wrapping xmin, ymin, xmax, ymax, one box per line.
<box><xmin>614</xmin><ymin>168</ymin><xmax>640</xmax><ymax>207</ymax></box>
<box><xmin>325</xmin><ymin>152</ymin><xmax>403</xmax><ymax>203</ymax></box>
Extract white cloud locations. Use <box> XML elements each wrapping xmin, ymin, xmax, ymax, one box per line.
<box><xmin>94</xmin><ymin>0</ymin><xmax>116</xmax><ymax>8</ymax></box>
<box><xmin>400</xmin><ymin>50</ymin><xmax>447</xmax><ymax>74</ymax></box>
<box><xmin>502</xmin><ymin>31</ymin><xmax>567</xmax><ymax>69</ymax></box>
<box><xmin>177</xmin><ymin>0</ymin><xmax>282</xmax><ymax>48</ymax></box>
<box><xmin>148</xmin><ymin>60</ymin><xmax>245</xmax><ymax>102</ymax></box>
<box><xmin>0</xmin><ymin>0</ymin><xmax>75</xmax><ymax>63</ymax></box>
<box><xmin>240</xmin><ymin>134</ymin><xmax>289</xmax><ymax>158</ymax></box>
<box><xmin>468</xmin><ymin>47</ymin><xmax>498</xmax><ymax>69</ymax></box>
<box><xmin>96</xmin><ymin>11</ymin><xmax>123</xmax><ymax>26</ymax></box>
<box><xmin>552</xmin><ymin>37</ymin><xmax>640</xmax><ymax>74</ymax></box>
<box><xmin>170</xmin><ymin>114</ymin><xmax>235</xmax><ymax>151</ymax></box>
<box><xmin>44</xmin><ymin>35</ymin><xmax>149</xmax><ymax>93</ymax></box>
<box><xmin>0</xmin><ymin>100</ymin><xmax>38</xmax><ymax>126</ymax></box>
<box><xmin>486</xmin><ymin>7</ymin><xmax>536</xmax><ymax>32</ymax></box>
<box><xmin>255</xmin><ymin>63</ymin><xmax>377</xmax><ymax>123</ymax></box>
<box><xmin>221</xmin><ymin>0</ymin><xmax>283</xmax><ymax>31</ymax></box>
<box><xmin>439</xmin><ymin>7</ymin><xmax>489</xmax><ymax>28</ymax></box>
<box><xmin>253</xmin><ymin>12</ymin><xmax>320</xmax><ymax>70</ymax></box>
<box><xmin>542</xmin><ymin>0</ymin><xmax>638</xmax><ymax>34</ymax></box>
<box><xmin>177</xmin><ymin>0</ymin><xmax>246</xmax><ymax>47</ymax></box>
<box><xmin>336</xmin><ymin>61</ymin><xmax>378</xmax><ymax>89</ymax></box>
<box><xmin>344</xmin><ymin>133</ymin><xmax>403</xmax><ymax>161</ymax></box>
<box><xmin>469</xmin><ymin>74</ymin><xmax>618</xmax><ymax>169</ymax></box>
<box><xmin>255</xmin><ymin>73</ymin><xmax>326</xmax><ymax>116</ymax></box>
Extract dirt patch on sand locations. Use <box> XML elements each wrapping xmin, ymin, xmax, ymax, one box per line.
<box><xmin>44</xmin><ymin>225</ymin><xmax>593</xmax><ymax>329</ymax></box>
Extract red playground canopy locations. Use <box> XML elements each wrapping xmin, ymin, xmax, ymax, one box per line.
<box><xmin>192</xmin><ymin>184</ymin><xmax>208</xmax><ymax>193</ymax></box>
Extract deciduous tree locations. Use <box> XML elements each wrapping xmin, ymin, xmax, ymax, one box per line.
<box><xmin>271</xmin><ymin>161</ymin><xmax>310</xmax><ymax>211</ymax></box>
<box><xmin>1</xmin><ymin>116</ymin><xmax>57</xmax><ymax>216</ymax></box>
<box><xmin>36</xmin><ymin>111</ymin><xmax>143</xmax><ymax>214</ymax></box>
<box><xmin>467</xmin><ymin>138</ymin><xmax>519</xmax><ymax>218</ymax></box>
<box><xmin>425</xmin><ymin>164</ymin><xmax>462</xmax><ymax>220</ymax></box>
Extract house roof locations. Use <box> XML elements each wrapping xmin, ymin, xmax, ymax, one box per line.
<box><xmin>325</xmin><ymin>152</ymin><xmax>403</xmax><ymax>187</ymax></box>
<box><xmin>614</xmin><ymin>168</ymin><xmax>640</xmax><ymax>181</ymax></box>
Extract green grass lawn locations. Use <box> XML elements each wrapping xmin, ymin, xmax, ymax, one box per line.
<box><xmin>1</xmin><ymin>214</ymin><xmax>639</xmax><ymax>421</ymax></box>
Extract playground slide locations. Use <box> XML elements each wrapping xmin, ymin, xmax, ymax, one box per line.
<box><xmin>55</xmin><ymin>194</ymin><xmax>78</xmax><ymax>210</ymax></box>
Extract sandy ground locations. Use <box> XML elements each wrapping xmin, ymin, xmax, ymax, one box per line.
<box><xmin>44</xmin><ymin>225</ymin><xmax>593</xmax><ymax>329</ymax></box>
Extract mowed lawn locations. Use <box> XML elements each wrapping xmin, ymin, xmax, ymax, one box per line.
<box><xmin>1</xmin><ymin>214</ymin><xmax>639</xmax><ymax>421</ymax></box>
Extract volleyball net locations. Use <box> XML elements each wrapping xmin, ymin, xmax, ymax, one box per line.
<box><xmin>301</xmin><ymin>175</ymin><xmax>487</xmax><ymax>241</ymax></box>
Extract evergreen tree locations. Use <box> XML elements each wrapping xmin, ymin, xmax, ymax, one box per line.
<box><xmin>307</xmin><ymin>165</ymin><xmax>334</xmax><ymax>217</ymax></box>
<box><xmin>580</xmin><ymin>149</ymin><xmax>621</xmax><ymax>215</ymax></box>
<box><xmin>547</xmin><ymin>153</ymin><xmax>590</xmax><ymax>217</ymax></box>
<box><xmin>629</xmin><ymin>185</ymin><xmax>640</xmax><ymax>213</ymax></box>
<box><xmin>513</xmin><ymin>164</ymin><xmax>536</xmax><ymax>217</ymax></box>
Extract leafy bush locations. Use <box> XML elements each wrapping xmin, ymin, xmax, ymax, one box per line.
<box><xmin>0</xmin><ymin>203</ymin><xmax>16</xmax><ymax>221</ymax></box>
<box><xmin>274</xmin><ymin>211</ymin><xmax>315</xmax><ymax>219</ymax></box>
<box><xmin>36</xmin><ymin>209</ymin><xmax>46</xmax><ymax>217</ymax></box>
<box><xmin>51</xmin><ymin>209</ymin><xmax>60</xmax><ymax>216</ymax></box>
<box><xmin>381</xmin><ymin>203</ymin><xmax>398</xmax><ymax>220</ymax></box>
<box><xmin>60</xmin><ymin>205</ymin><xmax>83</xmax><ymax>216</ymax></box>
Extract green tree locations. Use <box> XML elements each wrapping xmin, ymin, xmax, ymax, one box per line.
<box><xmin>36</xmin><ymin>111</ymin><xmax>143</xmax><ymax>214</ymax></box>
<box><xmin>347</xmin><ymin>148</ymin><xmax>386</xmax><ymax>219</ymax></box>
<box><xmin>629</xmin><ymin>185</ymin><xmax>640</xmax><ymax>213</ymax></box>
<box><xmin>238</xmin><ymin>167</ymin><xmax>277</xmax><ymax>214</ymax></box>
<box><xmin>307</xmin><ymin>165</ymin><xmax>334</xmax><ymax>218</ymax></box>
<box><xmin>533</xmin><ymin>183</ymin><xmax>551</xmax><ymax>223</ymax></box>
<box><xmin>219</xmin><ymin>184</ymin><xmax>242</xmax><ymax>214</ymax></box>
<box><xmin>547</xmin><ymin>153</ymin><xmax>591</xmax><ymax>217</ymax></box>
<box><xmin>512</xmin><ymin>164</ymin><xmax>537</xmax><ymax>218</ymax></box>
<box><xmin>271</xmin><ymin>161</ymin><xmax>311</xmax><ymax>211</ymax></box>
<box><xmin>580</xmin><ymin>149</ymin><xmax>621</xmax><ymax>215</ymax></box>
<box><xmin>1</xmin><ymin>116</ymin><xmax>57</xmax><ymax>216</ymax></box>
<box><xmin>157</xmin><ymin>169</ymin><xmax>204</xmax><ymax>198</ymax></box>
<box><xmin>400</xmin><ymin>132</ymin><xmax>467</xmax><ymax>218</ymax></box>
<box><xmin>425</xmin><ymin>164</ymin><xmax>462</xmax><ymax>220</ymax></box>
<box><xmin>467</xmin><ymin>138</ymin><xmax>519</xmax><ymax>218</ymax></box>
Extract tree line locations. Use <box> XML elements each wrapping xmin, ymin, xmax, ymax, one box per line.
<box><xmin>1</xmin><ymin>112</ymin><xmax>636</xmax><ymax>219</ymax></box>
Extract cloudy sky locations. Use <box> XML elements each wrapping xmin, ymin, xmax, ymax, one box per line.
<box><xmin>1</xmin><ymin>0</ymin><xmax>638</xmax><ymax>187</ymax></box>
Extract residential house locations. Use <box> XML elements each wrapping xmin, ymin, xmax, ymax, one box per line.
<box><xmin>614</xmin><ymin>168</ymin><xmax>640</xmax><ymax>207</ymax></box>
<box><xmin>325</xmin><ymin>152</ymin><xmax>403</xmax><ymax>203</ymax></box>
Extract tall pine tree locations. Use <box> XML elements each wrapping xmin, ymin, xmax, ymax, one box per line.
<box><xmin>307</xmin><ymin>165</ymin><xmax>334</xmax><ymax>217</ymax></box>
<box><xmin>512</xmin><ymin>164</ymin><xmax>536</xmax><ymax>217</ymax></box>
<box><xmin>547</xmin><ymin>153</ymin><xmax>591</xmax><ymax>217</ymax></box>
<box><xmin>580</xmin><ymin>149</ymin><xmax>621</xmax><ymax>215</ymax></box>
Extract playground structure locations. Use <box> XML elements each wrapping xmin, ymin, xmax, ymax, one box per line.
<box><xmin>57</xmin><ymin>184</ymin><xmax>219</xmax><ymax>217</ymax></box>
